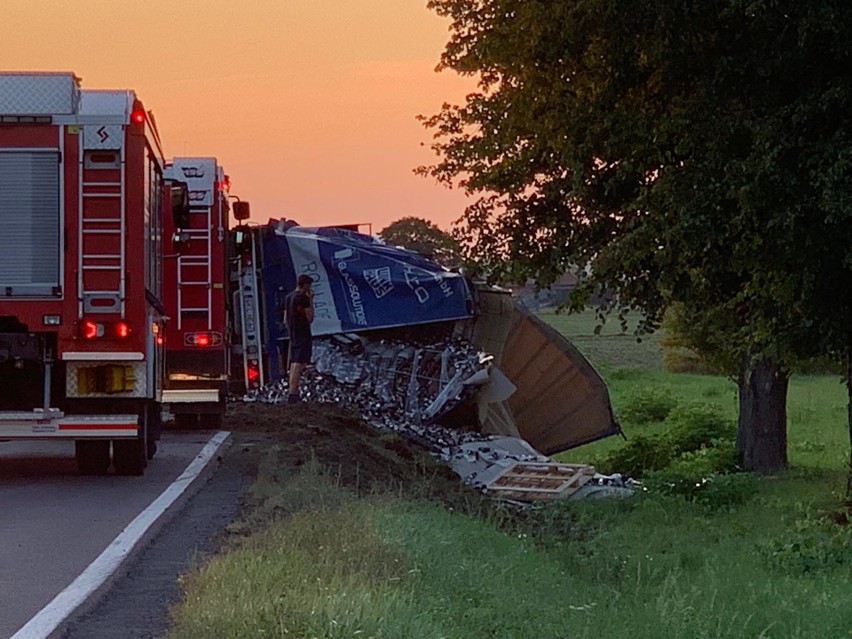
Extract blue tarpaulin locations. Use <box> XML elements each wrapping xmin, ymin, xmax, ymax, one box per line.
<box><xmin>257</xmin><ymin>220</ymin><xmax>474</xmax><ymax>381</ymax></box>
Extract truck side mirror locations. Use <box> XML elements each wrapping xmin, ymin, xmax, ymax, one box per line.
<box><xmin>233</xmin><ymin>227</ymin><xmax>251</xmax><ymax>255</ymax></box>
<box><xmin>233</xmin><ymin>201</ymin><xmax>251</xmax><ymax>221</ymax></box>
<box><xmin>172</xmin><ymin>230</ymin><xmax>191</xmax><ymax>255</ymax></box>
<box><xmin>170</xmin><ymin>181</ymin><xmax>190</xmax><ymax>229</ymax></box>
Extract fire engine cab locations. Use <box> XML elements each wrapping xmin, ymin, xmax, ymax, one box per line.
<box><xmin>0</xmin><ymin>72</ymin><xmax>165</xmax><ymax>475</ymax></box>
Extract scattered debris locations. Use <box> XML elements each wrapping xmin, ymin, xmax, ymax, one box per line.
<box><xmin>484</xmin><ymin>461</ymin><xmax>596</xmax><ymax>501</ymax></box>
<box><xmin>241</xmin><ymin>335</ymin><xmax>635</xmax><ymax>503</ymax></box>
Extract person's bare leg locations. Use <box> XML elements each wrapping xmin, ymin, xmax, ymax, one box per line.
<box><xmin>288</xmin><ymin>362</ymin><xmax>304</xmax><ymax>403</ymax></box>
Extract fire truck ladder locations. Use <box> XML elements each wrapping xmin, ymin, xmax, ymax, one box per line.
<box><xmin>177</xmin><ymin>206</ymin><xmax>213</xmax><ymax>330</ymax></box>
<box><xmin>79</xmin><ymin>148</ymin><xmax>125</xmax><ymax>316</ymax></box>
<box><xmin>237</xmin><ymin>238</ymin><xmax>265</xmax><ymax>389</ymax></box>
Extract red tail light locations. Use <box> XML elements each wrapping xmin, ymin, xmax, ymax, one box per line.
<box><xmin>79</xmin><ymin>319</ymin><xmax>132</xmax><ymax>339</ymax></box>
<box><xmin>115</xmin><ymin>321</ymin><xmax>131</xmax><ymax>338</ymax></box>
<box><xmin>184</xmin><ymin>332</ymin><xmax>223</xmax><ymax>347</ymax></box>
<box><xmin>131</xmin><ymin>108</ymin><xmax>146</xmax><ymax>124</ymax></box>
<box><xmin>247</xmin><ymin>360</ymin><xmax>260</xmax><ymax>388</ymax></box>
<box><xmin>81</xmin><ymin>319</ymin><xmax>101</xmax><ymax>339</ymax></box>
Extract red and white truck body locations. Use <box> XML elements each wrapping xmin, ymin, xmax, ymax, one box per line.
<box><xmin>162</xmin><ymin>158</ymin><xmax>231</xmax><ymax>425</ymax></box>
<box><xmin>0</xmin><ymin>72</ymin><xmax>165</xmax><ymax>474</ymax></box>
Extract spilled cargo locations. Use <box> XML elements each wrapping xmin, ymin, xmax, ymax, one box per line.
<box><xmin>232</xmin><ymin>220</ymin><xmax>622</xmax><ymax>467</ymax></box>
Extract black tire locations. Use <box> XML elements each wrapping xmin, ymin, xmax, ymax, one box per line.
<box><xmin>113</xmin><ymin>410</ymin><xmax>148</xmax><ymax>476</ymax></box>
<box><xmin>146</xmin><ymin>402</ymin><xmax>162</xmax><ymax>460</ymax></box>
<box><xmin>76</xmin><ymin>440</ymin><xmax>111</xmax><ymax>476</ymax></box>
<box><xmin>205</xmin><ymin>412</ymin><xmax>224</xmax><ymax>429</ymax></box>
<box><xmin>174</xmin><ymin>413</ymin><xmax>199</xmax><ymax>429</ymax></box>
<box><xmin>113</xmin><ymin>439</ymin><xmax>147</xmax><ymax>475</ymax></box>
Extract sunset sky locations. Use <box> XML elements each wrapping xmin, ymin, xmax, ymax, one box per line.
<box><xmin>2</xmin><ymin>0</ymin><xmax>475</xmax><ymax>231</ymax></box>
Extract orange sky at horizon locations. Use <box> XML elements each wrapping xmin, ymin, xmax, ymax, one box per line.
<box><xmin>2</xmin><ymin>0</ymin><xmax>475</xmax><ymax>232</ymax></box>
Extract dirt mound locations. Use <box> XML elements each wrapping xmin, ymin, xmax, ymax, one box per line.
<box><xmin>224</xmin><ymin>401</ymin><xmax>471</xmax><ymax>503</ymax></box>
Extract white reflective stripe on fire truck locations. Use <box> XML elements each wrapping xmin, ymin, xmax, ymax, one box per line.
<box><xmin>61</xmin><ymin>352</ymin><xmax>144</xmax><ymax>361</ymax></box>
<box><xmin>162</xmin><ymin>389</ymin><xmax>220</xmax><ymax>403</ymax></box>
<box><xmin>11</xmin><ymin>431</ymin><xmax>231</xmax><ymax>639</ymax></box>
<box><xmin>0</xmin><ymin>412</ymin><xmax>138</xmax><ymax>438</ymax></box>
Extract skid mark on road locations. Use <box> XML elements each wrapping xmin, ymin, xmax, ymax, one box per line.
<box><xmin>10</xmin><ymin>431</ymin><xmax>230</xmax><ymax>639</ymax></box>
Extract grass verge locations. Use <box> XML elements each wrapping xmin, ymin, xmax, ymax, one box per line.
<box><xmin>166</xmin><ymin>308</ymin><xmax>851</xmax><ymax>638</ymax></box>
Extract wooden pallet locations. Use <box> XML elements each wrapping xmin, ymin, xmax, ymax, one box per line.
<box><xmin>484</xmin><ymin>461</ymin><xmax>596</xmax><ymax>501</ymax></box>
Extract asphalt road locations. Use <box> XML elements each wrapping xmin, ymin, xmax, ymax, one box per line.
<box><xmin>0</xmin><ymin>431</ymin><xmax>241</xmax><ymax>639</ymax></box>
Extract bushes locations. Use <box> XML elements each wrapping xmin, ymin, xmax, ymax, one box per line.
<box><xmin>665</xmin><ymin>439</ymin><xmax>738</xmax><ymax>476</ymax></box>
<box><xmin>603</xmin><ymin>402</ymin><xmax>735</xmax><ymax>476</ymax></box>
<box><xmin>619</xmin><ymin>386</ymin><xmax>678</xmax><ymax>425</ymax></box>
<box><xmin>665</xmin><ymin>403</ymin><xmax>736</xmax><ymax>454</ymax></box>
<box><xmin>762</xmin><ymin>512</ymin><xmax>852</xmax><ymax>574</ymax></box>
<box><xmin>599</xmin><ymin>434</ymin><xmax>675</xmax><ymax>477</ymax></box>
<box><xmin>602</xmin><ymin>401</ymin><xmax>752</xmax><ymax>509</ymax></box>
<box><xmin>643</xmin><ymin>470</ymin><xmax>758</xmax><ymax>509</ymax></box>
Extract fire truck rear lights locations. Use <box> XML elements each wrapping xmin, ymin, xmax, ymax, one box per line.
<box><xmin>131</xmin><ymin>108</ymin><xmax>146</xmax><ymax>124</ymax></box>
<box><xmin>79</xmin><ymin>319</ymin><xmax>133</xmax><ymax>339</ymax></box>
<box><xmin>115</xmin><ymin>321</ymin><xmax>131</xmax><ymax>338</ymax></box>
<box><xmin>81</xmin><ymin>320</ymin><xmax>102</xmax><ymax>339</ymax></box>
<box><xmin>43</xmin><ymin>315</ymin><xmax>61</xmax><ymax>326</ymax></box>
<box><xmin>184</xmin><ymin>332</ymin><xmax>223</xmax><ymax>347</ymax></box>
<box><xmin>218</xmin><ymin>176</ymin><xmax>231</xmax><ymax>193</ymax></box>
<box><xmin>247</xmin><ymin>361</ymin><xmax>260</xmax><ymax>387</ymax></box>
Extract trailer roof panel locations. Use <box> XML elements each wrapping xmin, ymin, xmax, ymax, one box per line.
<box><xmin>0</xmin><ymin>72</ymin><xmax>80</xmax><ymax>116</ymax></box>
<box><xmin>79</xmin><ymin>90</ymin><xmax>136</xmax><ymax>122</ymax></box>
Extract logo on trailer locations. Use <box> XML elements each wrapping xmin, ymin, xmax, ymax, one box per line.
<box><xmin>181</xmin><ymin>166</ymin><xmax>205</xmax><ymax>178</ymax></box>
<box><xmin>364</xmin><ymin>267</ymin><xmax>393</xmax><ymax>299</ymax></box>
<box><xmin>96</xmin><ymin>126</ymin><xmax>109</xmax><ymax>143</ymax></box>
<box><xmin>188</xmin><ymin>190</ymin><xmax>208</xmax><ymax>202</ymax></box>
<box><xmin>403</xmin><ymin>264</ymin><xmax>430</xmax><ymax>304</ymax></box>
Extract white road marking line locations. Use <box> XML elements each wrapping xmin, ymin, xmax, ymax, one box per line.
<box><xmin>11</xmin><ymin>431</ymin><xmax>231</xmax><ymax>639</ymax></box>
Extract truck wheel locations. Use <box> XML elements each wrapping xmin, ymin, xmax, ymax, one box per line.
<box><xmin>76</xmin><ymin>440</ymin><xmax>110</xmax><ymax>476</ymax></box>
<box><xmin>113</xmin><ymin>439</ymin><xmax>147</xmax><ymax>475</ymax></box>
<box><xmin>146</xmin><ymin>402</ymin><xmax>161</xmax><ymax>460</ymax></box>
<box><xmin>174</xmin><ymin>413</ymin><xmax>199</xmax><ymax>429</ymax></box>
<box><xmin>114</xmin><ymin>410</ymin><xmax>148</xmax><ymax>476</ymax></box>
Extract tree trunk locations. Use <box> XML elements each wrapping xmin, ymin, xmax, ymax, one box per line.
<box><xmin>737</xmin><ymin>357</ymin><xmax>789</xmax><ymax>474</ymax></box>
<box><xmin>846</xmin><ymin>349</ymin><xmax>851</xmax><ymax>501</ymax></box>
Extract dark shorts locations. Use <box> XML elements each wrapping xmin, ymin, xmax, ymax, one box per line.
<box><xmin>288</xmin><ymin>336</ymin><xmax>312</xmax><ymax>365</ymax></box>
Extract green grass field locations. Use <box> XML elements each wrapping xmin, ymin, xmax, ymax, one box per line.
<box><xmin>167</xmin><ymin>309</ymin><xmax>851</xmax><ymax>639</ymax></box>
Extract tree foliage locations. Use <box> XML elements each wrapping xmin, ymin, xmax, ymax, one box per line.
<box><xmin>421</xmin><ymin>0</ymin><xmax>852</xmax><ymax>473</ymax></box>
<box><xmin>379</xmin><ymin>216</ymin><xmax>462</xmax><ymax>268</ymax></box>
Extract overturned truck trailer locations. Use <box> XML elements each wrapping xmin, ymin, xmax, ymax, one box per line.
<box><xmin>231</xmin><ymin>219</ymin><xmax>621</xmax><ymax>454</ymax></box>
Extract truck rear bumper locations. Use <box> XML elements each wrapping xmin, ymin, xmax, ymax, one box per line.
<box><xmin>0</xmin><ymin>410</ymin><xmax>139</xmax><ymax>439</ymax></box>
<box><xmin>162</xmin><ymin>389</ymin><xmax>221</xmax><ymax>404</ymax></box>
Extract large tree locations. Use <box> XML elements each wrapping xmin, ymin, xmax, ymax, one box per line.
<box><xmin>421</xmin><ymin>0</ymin><xmax>852</xmax><ymax>474</ymax></box>
<box><xmin>379</xmin><ymin>216</ymin><xmax>462</xmax><ymax>268</ymax></box>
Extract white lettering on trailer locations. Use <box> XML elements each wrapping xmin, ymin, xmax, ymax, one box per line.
<box><xmin>10</xmin><ymin>431</ymin><xmax>231</xmax><ymax>639</ymax></box>
<box><xmin>286</xmin><ymin>233</ymin><xmax>342</xmax><ymax>335</ymax></box>
<box><xmin>338</xmin><ymin>260</ymin><xmax>368</xmax><ymax>326</ymax></box>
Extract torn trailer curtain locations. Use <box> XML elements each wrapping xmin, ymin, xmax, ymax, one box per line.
<box><xmin>465</xmin><ymin>287</ymin><xmax>622</xmax><ymax>455</ymax></box>
<box><xmin>258</xmin><ymin>220</ymin><xmax>475</xmax><ymax>379</ymax></box>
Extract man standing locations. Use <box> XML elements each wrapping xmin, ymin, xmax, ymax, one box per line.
<box><xmin>283</xmin><ymin>273</ymin><xmax>314</xmax><ymax>404</ymax></box>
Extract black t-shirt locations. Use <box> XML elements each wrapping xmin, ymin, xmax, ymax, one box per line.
<box><xmin>284</xmin><ymin>290</ymin><xmax>311</xmax><ymax>342</ymax></box>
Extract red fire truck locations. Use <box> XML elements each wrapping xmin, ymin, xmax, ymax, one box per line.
<box><xmin>0</xmin><ymin>72</ymin><xmax>166</xmax><ymax>475</ymax></box>
<box><xmin>162</xmin><ymin>158</ymin><xmax>246</xmax><ymax>426</ymax></box>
